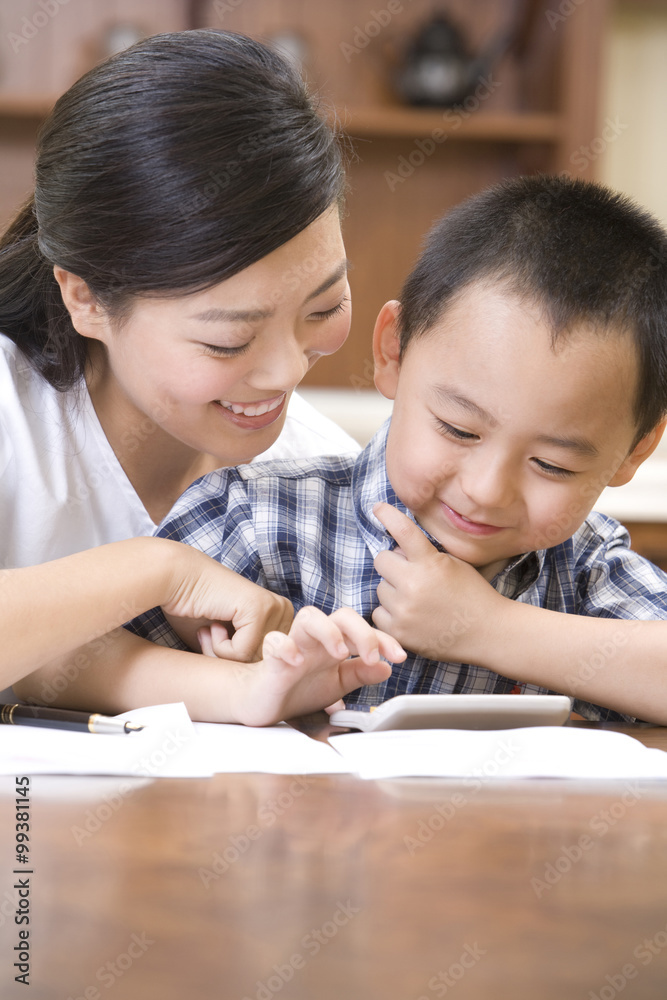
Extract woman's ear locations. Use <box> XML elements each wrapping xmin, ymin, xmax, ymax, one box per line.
<box><xmin>608</xmin><ymin>417</ymin><xmax>667</xmax><ymax>487</ymax></box>
<box><xmin>372</xmin><ymin>300</ymin><xmax>402</xmax><ymax>401</ymax></box>
<box><xmin>53</xmin><ymin>267</ymin><xmax>111</xmax><ymax>342</ymax></box>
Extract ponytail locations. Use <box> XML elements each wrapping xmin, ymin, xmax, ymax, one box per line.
<box><xmin>0</xmin><ymin>196</ymin><xmax>85</xmax><ymax>388</ymax></box>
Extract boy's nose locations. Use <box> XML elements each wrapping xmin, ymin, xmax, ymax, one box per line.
<box><xmin>460</xmin><ymin>454</ymin><xmax>517</xmax><ymax>512</ymax></box>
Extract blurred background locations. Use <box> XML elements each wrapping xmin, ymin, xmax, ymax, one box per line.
<box><xmin>1</xmin><ymin>0</ymin><xmax>666</xmax><ymax>561</ymax></box>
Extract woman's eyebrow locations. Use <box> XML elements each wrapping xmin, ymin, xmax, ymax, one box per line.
<box><xmin>304</xmin><ymin>259</ymin><xmax>350</xmax><ymax>302</ymax></box>
<box><xmin>190</xmin><ymin>306</ymin><xmax>272</xmax><ymax>323</ymax></box>
<box><xmin>189</xmin><ymin>260</ymin><xmax>351</xmax><ymax>324</ymax></box>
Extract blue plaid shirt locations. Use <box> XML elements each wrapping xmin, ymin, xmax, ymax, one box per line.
<box><xmin>127</xmin><ymin>421</ymin><xmax>667</xmax><ymax>722</ymax></box>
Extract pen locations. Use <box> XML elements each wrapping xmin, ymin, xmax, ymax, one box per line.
<box><xmin>0</xmin><ymin>704</ymin><xmax>145</xmax><ymax>735</ymax></box>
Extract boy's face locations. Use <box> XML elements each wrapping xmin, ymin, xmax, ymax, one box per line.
<box><xmin>374</xmin><ymin>283</ymin><xmax>664</xmax><ymax>580</ymax></box>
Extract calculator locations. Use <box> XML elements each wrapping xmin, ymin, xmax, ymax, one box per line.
<box><xmin>329</xmin><ymin>694</ymin><xmax>573</xmax><ymax>732</ymax></box>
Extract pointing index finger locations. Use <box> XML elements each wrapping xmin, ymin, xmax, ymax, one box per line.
<box><xmin>373</xmin><ymin>502</ymin><xmax>438</xmax><ymax>561</ymax></box>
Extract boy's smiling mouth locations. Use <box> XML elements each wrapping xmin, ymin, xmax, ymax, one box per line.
<box><xmin>439</xmin><ymin>501</ymin><xmax>505</xmax><ymax>536</ymax></box>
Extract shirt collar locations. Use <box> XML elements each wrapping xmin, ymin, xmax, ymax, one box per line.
<box><xmin>491</xmin><ymin>548</ymin><xmax>544</xmax><ymax>597</ymax></box>
<box><xmin>352</xmin><ymin>419</ymin><xmax>408</xmax><ymax>558</ymax></box>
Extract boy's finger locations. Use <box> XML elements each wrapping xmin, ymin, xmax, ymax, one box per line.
<box><xmin>376</xmin><ymin>632</ymin><xmax>407</xmax><ymax>663</ymax></box>
<box><xmin>262</xmin><ymin>630</ymin><xmax>304</xmax><ymax>667</ymax></box>
<box><xmin>197</xmin><ymin>626</ymin><xmax>215</xmax><ymax>657</ymax></box>
<box><xmin>337</xmin><ymin>655</ymin><xmax>392</xmax><ymax>692</ymax></box>
<box><xmin>371</xmin><ymin>604</ymin><xmax>389</xmax><ymax>633</ymax></box>
<box><xmin>374</xmin><ymin>548</ymin><xmax>405</xmax><ymax>581</ymax></box>
<box><xmin>330</xmin><ymin>607</ymin><xmax>405</xmax><ymax>663</ymax></box>
<box><xmin>291</xmin><ymin>606</ymin><xmax>349</xmax><ymax>660</ymax></box>
<box><xmin>198</xmin><ymin>622</ymin><xmax>232</xmax><ymax>658</ymax></box>
<box><xmin>373</xmin><ymin>502</ymin><xmax>438</xmax><ymax>562</ymax></box>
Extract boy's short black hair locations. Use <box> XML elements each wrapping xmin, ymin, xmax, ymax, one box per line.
<box><xmin>398</xmin><ymin>174</ymin><xmax>667</xmax><ymax>444</ymax></box>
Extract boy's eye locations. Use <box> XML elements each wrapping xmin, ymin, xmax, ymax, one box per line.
<box><xmin>309</xmin><ymin>296</ymin><xmax>350</xmax><ymax>321</ymax></box>
<box><xmin>533</xmin><ymin>458</ymin><xmax>575</xmax><ymax>478</ymax></box>
<box><xmin>437</xmin><ymin>420</ymin><xmax>478</xmax><ymax>442</ymax></box>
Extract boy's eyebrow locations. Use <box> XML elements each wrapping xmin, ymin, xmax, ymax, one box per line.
<box><xmin>432</xmin><ymin>385</ymin><xmax>498</xmax><ymax>426</ymax></box>
<box><xmin>189</xmin><ymin>260</ymin><xmax>350</xmax><ymax>324</ymax></box>
<box><xmin>433</xmin><ymin>384</ymin><xmax>600</xmax><ymax>457</ymax></box>
<box><xmin>534</xmin><ymin>433</ymin><xmax>600</xmax><ymax>458</ymax></box>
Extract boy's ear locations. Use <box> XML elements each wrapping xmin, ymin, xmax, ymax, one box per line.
<box><xmin>53</xmin><ymin>266</ymin><xmax>111</xmax><ymax>342</ymax></box>
<box><xmin>373</xmin><ymin>300</ymin><xmax>402</xmax><ymax>401</ymax></box>
<box><xmin>608</xmin><ymin>417</ymin><xmax>667</xmax><ymax>487</ymax></box>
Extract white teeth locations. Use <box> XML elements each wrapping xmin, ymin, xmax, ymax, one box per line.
<box><xmin>218</xmin><ymin>395</ymin><xmax>284</xmax><ymax>417</ymax></box>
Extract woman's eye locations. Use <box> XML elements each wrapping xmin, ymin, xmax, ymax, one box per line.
<box><xmin>437</xmin><ymin>420</ymin><xmax>477</xmax><ymax>441</ymax></box>
<box><xmin>534</xmin><ymin>458</ymin><xmax>575</xmax><ymax>478</ymax></box>
<box><xmin>203</xmin><ymin>342</ymin><xmax>252</xmax><ymax>357</ymax></box>
<box><xmin>310</xmin><ymin>297</ymin><xmax>350</xmax><ymax>321</ymax></box>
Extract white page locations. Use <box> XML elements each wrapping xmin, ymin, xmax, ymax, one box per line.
<box><xmin>0</xmin><ymin>703</ymin><xmax>351</xmax><ymax>777</ymax></box>
<box><xmin>193</xmin><ymin>721</ymin><xmax>351</xmax><ymax>774</ymax></box>
<box><xmin>0</xmin><ymin>703</ymin><xmax>212</xmax><ymax>778</ymax></box>
<box><xmin>328</xmin><ymin>726</ymin><xmax>667</xmax><ymax>780</ymax></box>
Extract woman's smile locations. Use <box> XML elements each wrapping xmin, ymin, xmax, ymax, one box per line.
<box><xmin>213</xmin><ymin>393</ymin><xmax>287</xmax><ymax>429</ymax></box>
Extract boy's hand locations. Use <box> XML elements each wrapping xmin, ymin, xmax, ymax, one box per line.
<box><xmin>371</xmin><ymin>502</ymin><xmax>501</xmax><ymax>663</ymax></box>
<box><xmin>160</xmin><ymin>542</ymin><xmax>294</xmax><ymax>662</ymax></box>
<box><xmin>229</xmin><ymin>606</ymin><xmax>406</xmax><ymax>727</ymax></box>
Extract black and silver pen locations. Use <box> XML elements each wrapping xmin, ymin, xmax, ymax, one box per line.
<box><xmin>0</xmin><ymin>703</ymin><xmax>144</xmax><ymax>735</ymax></box>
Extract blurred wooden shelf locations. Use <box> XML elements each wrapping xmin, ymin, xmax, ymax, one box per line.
<box><xmin>0</xmin><ymin>96</ymin><xmax>53</xmax><ymax>119</ymax></box>
<box><xmin>338</xmin><ymin>107</ymin><xmax>563</xmax><ymax>143</ymax></box>
<box><xmin>0</xmin><ymin>0</ymin><xmax>612</xmax><ymax>389</ymax></box>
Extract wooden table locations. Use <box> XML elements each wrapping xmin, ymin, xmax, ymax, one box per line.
<box><xmin>2</xmin><ymin>718</ymin><xmax>667</xmax><ymax>999</ymax></box>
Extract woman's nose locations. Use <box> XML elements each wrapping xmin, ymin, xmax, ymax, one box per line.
<box><xmin>251</xmin><ymin>334</ymin><xmax>310</xmax><ymax>391</ymax></box>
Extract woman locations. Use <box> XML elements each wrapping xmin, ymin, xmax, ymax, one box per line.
<box><xmin>2</xmin><ymin>30</ymin><xmax>402</xmax><ymax>719</ymax></box>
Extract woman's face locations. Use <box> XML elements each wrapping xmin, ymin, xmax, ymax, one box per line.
<box><xmin>84</xmin><ymin>206</ymin><xmax>350</xmax><ymax>466</ymax></box>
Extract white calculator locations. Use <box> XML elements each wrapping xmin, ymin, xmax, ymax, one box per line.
<box><xmin>329</xmin><ymin>694</ymin><xmax>573</xmax><ymax>732</ymax></box>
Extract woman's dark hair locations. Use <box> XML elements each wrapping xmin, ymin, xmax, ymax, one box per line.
<box><xmin>0</xmin><ymin>29</ymin><xmax>345</xmax><ymax>389</ymax></box>
<box><xmin>398</xmin><ymin>174</ymin><xmax>667</xmax><ymax>444</ymax></box>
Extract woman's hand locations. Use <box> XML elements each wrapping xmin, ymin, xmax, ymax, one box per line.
<box><xmin>159</xmin><ymin>540</ymin><xmax>294</xmax><ymax>662</ymax></box>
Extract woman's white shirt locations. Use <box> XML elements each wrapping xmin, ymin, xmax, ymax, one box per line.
<box><xmin>0</xmin><ymin>336</ymin><xmax>359</xmax><ymax>569</ymax></box>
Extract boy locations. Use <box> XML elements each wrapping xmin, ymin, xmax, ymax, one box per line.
<box><xmin>128</xmin><ymin>174</ymin><xmax>667</xmax><ymax>724</ymax></box>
